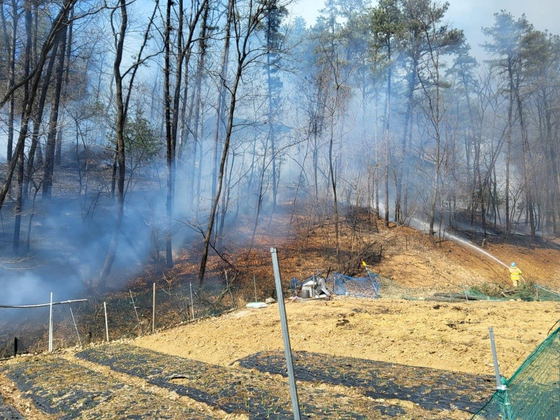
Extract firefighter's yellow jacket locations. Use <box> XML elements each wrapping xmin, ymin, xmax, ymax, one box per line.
<box><xmin>509</xmin><ymin>266</ymin><xmax>522</xmax><ymax>284</ymax></box>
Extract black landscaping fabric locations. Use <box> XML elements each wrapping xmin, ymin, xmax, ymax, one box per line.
<box><xmin>236</xmin><ymin>351</ymin><xmax>495</xmax><ymax>414</ymax></box>
<box><xmin>0</xmin><ymin>343</ymin><xmax>488</xmax><ymax>419</ymax></box>
<box><xmin>76</xmin><ymin>343</ymin><xmax>428</xmax><ymax>419</ymax></box>
<box><xmin>0</xmin><ymin>394</ymin><xmax>25</xmax><ymax>419</ymax></box>
<box><xmin>1</xmin><ymin>356</ymin><xmax>212</xmax><ymax>419</ymax></box>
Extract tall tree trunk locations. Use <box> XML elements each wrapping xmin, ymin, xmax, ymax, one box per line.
<box><xmin>13</xmin><ymin>1</ymin><xmax>32</xmax><ymax>254</ymax></box>
<box><xmin>505</xmin><ymin>59</ymin><xmax>514</xmax><ymax>236</ymax></box>
<box><xmin>163</xmin><ymin>0</ymin><xmax>176</xmax><ymax>268</ymax></box>
<box><xmin>199</xmin><ymin>0</ymin><xmax>264</xmax><ymax>284</ymax></box>
<box><xmin>55</xmin><ymin>7</ymin><xmax>73</xmax><ymax>166</ymax></box>
<box><xmin>42</xmin><ymin>24</ymin><xmax>67</xmax><ymax>199</ymax></box>
<box><xmin>383</xmin><ymin>40</ymin><xmax>392</xmax><ymax>226</ymax></box>
<box><xmin>199</xmin><ymin>66</ymin><xmax>240</xmax><ymax>284</ymax></box>
<box><xmin>184</xmin><ymin>0</ymin><xmax>209</xmax><ymax>211</ymax></box>
<box><xmin>2</xmin><ymin>0</ymin><xmax>18</xmax><ymax>163</ymax></box>
<box><xmin>0</xmin><ymin>0</ymin><xmax>77</xmax><ymax>212</ymax></box>
<box><xmin>396</xmin><ymin>56</ymin><xmax>417</xmax><ymax>224</ymax></box>
<box><xmin>514</xmin><ymin>77</ymin><xmax>536</xmax><ymax>237</ymax></box>
<box><xmin>24</xmin><ymin>36</ymin><xmax>60</xmax><ymax>200</ymax></box>
<box><xmin>266</xmin><ymin>55</ymin><xmax>278</xmax><ymax>212</ymax></box>
<box><xmin>211</xmin><ymin>0</ymin><xmax>233</xmax><ymax>203</ymax></box>
<box><xmin>200</xmin><ymin>0</ymin><xmax>234</xmax><ymax>284</ymax></box>
<box><xmin>328</xmin><ymin>112</ymin><xmax>339</xmax><ymax>257</ymax></box>
<box><xmin>97</xmin><ymin>0</ymin><xmax>128</xmax><ymax>290</ymax></box>
<box><xmin>164</xmin><ymin>0</ymin><xmax>205</xmax><ymax>267</ymax></box>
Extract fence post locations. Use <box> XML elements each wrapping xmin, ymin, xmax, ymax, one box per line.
<box><xmin>48</xmin><ymin>292</ymin><xmax>53</xmax><ymax>352</ymax></box>
<box><xmin>271</xmin><ymin>247</ymin><xmax>301</xmax><ymax>420</ymax></box>
<box><xmin>489</xmin><ymin>327</ymin><xmax>502</xmax><ymax>389</ymax></box>
<box><xmin>130</xmin><ymin>290</ymin><xmax>141</xmax><ymax>331</ymax></box>
<box><xmin>104</xmin><ymin>302</ymin><xmax>109</xmax><ymax>342</ymax></box>
<box><xmin>152</xmin><ymin>283</ymin><xmax>156</xmax><ymax>333</ymax></box>
<box><xmin>489</xmin><ymin>327</ymin><xmax>512</xmax><ymax>420</ymax></box>
<box><xmin>69</xmin><ymin>306</ymin><xmax>82</xmax><ymax>348</ymax></box>
<box><xmin>190</xmin><ymin>283</ymin><xmax>195</xmax><ymax>321</ymax></box>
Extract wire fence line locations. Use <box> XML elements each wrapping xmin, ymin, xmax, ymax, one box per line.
<box><xmin>0</xmin><ymin>281</ymin><xmax>235</xmax><ymax>359</ymax></box>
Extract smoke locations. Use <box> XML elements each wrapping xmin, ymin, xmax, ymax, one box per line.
<box><xmin>0</xmin><ymin>272</ymin><xmax>47</xmax><ymax>306</ymax></box>
<box><xmin>0</xmin><ymin>188</ymin><xmax>163</xmax><ymax>305</ymax></box>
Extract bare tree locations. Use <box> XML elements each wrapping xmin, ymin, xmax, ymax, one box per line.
<box><xmin>97</xmin><ymin>0</ymin><xmax>159</xmax><ymax>289</ymax></box>
<box><xmin>198</xmin><ymin>0</ymin><xmax>286</xmax><ymax>284</ymax></box>
<box><xmin>0</xmin><ymin>0</ymin><xmax>79</xmax><ymax>212</ymax></box>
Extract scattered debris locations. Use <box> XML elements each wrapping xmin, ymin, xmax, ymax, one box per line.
<box><xmin>245</xmin><ymin>302</ymin><xmax>267</xmax><ymax>309</ymax></box>
<box><xmin>290</xmin><ymin>268</ymin><xmax>381</xmax><ymax>300</ymax></box>
<box><xmin>291</xmin><ymin>275</ymin><xmax>331</xmax><ymax>299</ymax></box>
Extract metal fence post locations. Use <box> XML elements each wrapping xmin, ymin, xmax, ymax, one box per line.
<box><xmin>104</xmin><ymin>302</ymin><xmax>110</xmax><ymax>342</ymax></box>
<box><xmin>271</xmin><ymin>247</ymin><xmax>301</xmax><ymax>420</ymax></box>
<box><xmin>48</xmin><ymin>292</ymin><xmax>53</xmax><ymax>352</ymax></box>
<box><xmin>152</xmin><ymin>283</ymin><xmax>156</xmax><ymax>333</ymax></box>
<box><xmin>489</xmin><ymin>327</ymin><xmax>512</xmax><ymax>420</ymax></box>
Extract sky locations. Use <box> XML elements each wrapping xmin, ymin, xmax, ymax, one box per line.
<box><xmin>289</xmin><ymin>0</ymin><xmax>560</xmax><ymax>59</ymax></box>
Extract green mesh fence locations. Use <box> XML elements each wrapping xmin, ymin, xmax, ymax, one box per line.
<box><xmin>472</xmin><ymin>325</ymin><xmax>560</xmax><ymax>419</ymax></box>
<box><xmin>535</xmin><ymin>285</ymin><xmax>560</xmax><ymax>302</ymax></box>
<box><xmin>465</xmin><ymin>284</ymin><xmax>560</xmax><ymax>302</ymax></box>
<box><xmin>464</xmin><ymin>288</ymin><xmax>504</xmax><ymax>301</ymax></box>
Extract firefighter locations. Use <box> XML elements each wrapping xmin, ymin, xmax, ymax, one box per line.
<box><xmin>509</xmin><ymin>262</ymin><xmax>523</xmax><ymax>288</ymax></box>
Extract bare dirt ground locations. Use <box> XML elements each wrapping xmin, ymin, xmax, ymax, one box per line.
<box><xmin>2</xmin><ymin>212</ymin><xmax>560</xmax><ymax>418</ymax></box>
<box><xmin>136</xmin><ymin>296</ymin><xmax>559</xmax><ymax>379</ymax></box>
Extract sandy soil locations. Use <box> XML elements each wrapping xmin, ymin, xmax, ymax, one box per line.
<box><xmin>135</xmin><ymin>296</ymin><xmax>559</xmax><ymax>379</ymax></box>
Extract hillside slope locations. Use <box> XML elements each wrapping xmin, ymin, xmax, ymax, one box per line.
<box><xmin>2</xmin><ymin>216</ymin><xmax>560</xmax><ymax>419</ymax></box>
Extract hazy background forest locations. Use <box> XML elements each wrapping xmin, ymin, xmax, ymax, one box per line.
<box><xmin>1</xmin><ymin>0</ymin><xmax>560</xmax><ymax>302</ymax></box>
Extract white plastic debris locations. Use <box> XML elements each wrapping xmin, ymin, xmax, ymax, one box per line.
<box><xmin>246</xmin><ymin>302</ymin><xmax>268</xmax><ymax>309</ymax></box>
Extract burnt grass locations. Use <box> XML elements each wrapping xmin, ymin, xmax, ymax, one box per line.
<box><xmin>0</xmin><ymin>394</ymin><xmax>25</xmax><ymax>419</ymax></box>
<box><xmin>1</xmin><ymin>356</ymin><xmax>213</xmax><ymax>419</ymax></box>
<box><xmin>235</xmin><ymin>351</ymin><xmax>495</xmax><ymax>414</ymax></box>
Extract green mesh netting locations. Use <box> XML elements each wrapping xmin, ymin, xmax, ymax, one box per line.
<box><xmin>465</xmin><ymin>284</ymin><xmax>560</xmax><ymax>302</ymax></box>
<box><xmin>472</xmin><ymin>325</ymin><xmax>560</xmax><ymax>419</ymax></box>
<box><xmin>464</xmin><ymin>288</ymin><xmax>504</xmax><ymax>301</ymax></box>
<box><xmin>535</xmin><ymin>285</ymin><xmax>560</xmax><ymax>302</ymax></box>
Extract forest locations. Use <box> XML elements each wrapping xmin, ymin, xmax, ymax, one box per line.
<box><xmin>1</xmin><ymin>0</ymin><xmax>559</xmax><ymax>294</ymax></box>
